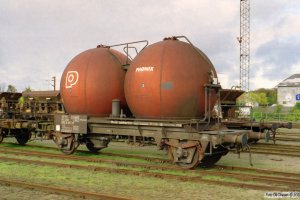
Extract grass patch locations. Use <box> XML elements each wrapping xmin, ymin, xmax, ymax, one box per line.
<box><xmin>0</xmin><ymin>161</ymin><xmax>263</xmax><ymax>200</ymax></box>
<box><xmin>202</xmin><ymin>174</ymin><xmax>243</xmax><ymax>183</ymax></box>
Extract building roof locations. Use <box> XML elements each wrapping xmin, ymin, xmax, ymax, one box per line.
<box><xmin>277</xmin><ymin>74</ymin><xmax>300</xmax><ymax>87</ymax></box>
<box><xmin>22</xmin><ymin>90</ymin><xmax>60</xmax><ymax>98</ymax></box>
<box><xmin>220</xmin><ymin>89</ymin><xmax>244</xmax><ymax>105</ymax></box>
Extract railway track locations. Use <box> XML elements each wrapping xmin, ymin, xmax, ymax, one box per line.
<box><xmin>275</xmin><ymin>128</ymin><xmax>300</xmax><ymax>142</ymax></box>
<box><xmin>275</xmin><ymin>137</ymin><xmax>300</xmax><ymax>142</ymax></box>
<box><xmin>0</xmin><ymin>146</ymin><xmax>175</xmax><ymax>171</ymax></box>
<box><xmin>0</xmin><ymin>146</ymin><xmax>299</xmax><ymax>191</ymax></box>
<box><xmin>2</xmin><ymin>141</ymin><xmax>171</xmax><ymax>163</ymax></box>
<box><xmin>291</xmin><ymin>123</ymin><xmax>300</xmax><ymax>129</ymax></box>
<box><xmin>250</xmin><ymin>143</ymin><xmax>300</xmax><ymax>157</ymax></box>
<box><xmin>3</xmin><ymin>140</ymin><xmax>300</xmax><ymax>163</ymax></box>
<box><xmin>2</xmin><ymin>140</ymin><xmax>300</xmax><ymax>167</ymax></box>
<box><xmin>0</xmin><ymin>178</ymin><xmax>132</xmax><ymax>200</ymax></box>
<box><xmin>4</xmin><ymin>141</ymin><xmax>298</xmax><ymax>177</ymax></box>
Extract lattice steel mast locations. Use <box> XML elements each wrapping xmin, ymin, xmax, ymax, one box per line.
<box><xmin>238</xmin><ymin>0</ymin><xmax>250</xmax><ymax>92</ymax></box>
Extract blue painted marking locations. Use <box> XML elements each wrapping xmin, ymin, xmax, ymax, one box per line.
<box><xmin>296</xmin><ymin>94</ymin><xmax>300</xmax><ymax>101</ymax></box>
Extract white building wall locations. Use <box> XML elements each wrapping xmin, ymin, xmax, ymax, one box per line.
<box><xmin>278</xmin><ymin>86</ymin><xmax>300</xmax><ymax>107</ymax></box>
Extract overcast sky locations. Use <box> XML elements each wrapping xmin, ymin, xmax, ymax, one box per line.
<box><xmin>0</xmin><ymin>0</ymin><xmax>299</xmax><ymax>92</ymax></box>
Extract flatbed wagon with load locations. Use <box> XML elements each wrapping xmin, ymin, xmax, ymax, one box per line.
<box><xmin>0</xmin><ymin>91</ymin><xmax>64</xmax><ymax>144</ymax></box>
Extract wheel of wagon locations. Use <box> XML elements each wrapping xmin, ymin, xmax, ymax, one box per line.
<box><xmin>61</xmin><ymin>134</ymin><xmax>78</xmax><ymax>155</ymax></box>
<box><xmin>168</xmin><ymin>142</ymin><xmax>202</xmax><ymax>169</ymax></box>
<box><xmin>15</xmin><ymin>129</ymin><xmax>31</xmax><ymax>145</ymax></box>
<box><xmin>176</xmin><ymin>147</ymin><xmax>200</xmax><ymax>169</ymax></box>
<box><xmin>86</xmin><ymin>140</ymin><xmax>102</xmax><ymax>153</ymax></box>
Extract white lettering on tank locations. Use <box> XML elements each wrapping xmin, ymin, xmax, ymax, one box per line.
<box><xmin>135</xmin><ymin>66</ymin><xmax>154</xmax><ymax>72</ymax></box>
<box><xmin>65</xmin><ymin>71</ymin><xmax>79</xmax><ymax>89</ymax></box>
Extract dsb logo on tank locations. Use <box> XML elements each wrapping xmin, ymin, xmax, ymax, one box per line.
<box><xmin>65</xmin><ymin>71</ymin><xmax>79</xmax><ymax>89</ymax></box>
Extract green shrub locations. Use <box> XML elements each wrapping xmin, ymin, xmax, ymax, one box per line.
<box><xmin>275</xmin><ymin>104</ymin><xmax>282</xmax><ymax>113</ymax></box>
<box><xmin>295</xmin><ymin>102</ymin><xmax>300</xmax><ymax>110</ymax></box>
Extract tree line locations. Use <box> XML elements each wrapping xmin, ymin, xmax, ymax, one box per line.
<box><xmin>237</xmin><ymin>88</ymin><xmax>277</xmax><ymax>106</ymax></box>
<box><xmin>0</xmin><ymin>83</ymin><xmax>31</xmax><ymax>93</ymax></box>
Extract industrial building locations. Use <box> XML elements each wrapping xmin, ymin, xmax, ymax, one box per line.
<box><xmin>277</xmin><ymin>74</ymin><xmax>300</xmax><ymax>107</ymax></box>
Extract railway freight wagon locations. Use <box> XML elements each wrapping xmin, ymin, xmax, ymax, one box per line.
<box><xmin>0</xmin><ymin>91</ymin><xmax>64</xmax><ymax>144</ymax></box>
<box><xmin>53</xmin><ymin>36</ymin><xmax>262</xmax><ymax>169</ymax></box>
<box><xmin>219</xmin><ymin>89</ymin><xmax>292</xmax><ymax>143</ymax></box>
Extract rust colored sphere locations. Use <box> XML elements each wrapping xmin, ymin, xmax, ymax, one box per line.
<box><xmin>124</xmin><ymin>38</ymin><xmax>217</xmax><ymax>119</ymax></box>
<box><xmin>61</xmin><ymin>47</ymin><xmax>128</xmax><ymax>117</ymax></box>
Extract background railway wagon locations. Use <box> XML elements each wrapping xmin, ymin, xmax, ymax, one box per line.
<box><xmin>0</xmin><ymin>91</ymin><xmax>63</xmax><ymax>144</ymax></box>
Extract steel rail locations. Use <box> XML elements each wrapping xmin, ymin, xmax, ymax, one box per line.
<box><xmin>1</xmin><ymin>142</ymin><xmax>172</xmax><ymax>163</ymax></box>
<box><xmin>0</xmin><ymin>147</ymin><xmax>178</xmax><ymax>171</ymax></box>
<box><xmin>214</xmin><ymin>165</ymin><xmax>300</xmax><ymax>178</ymax></box>
<box><xmin>0</xmin><ymin>178</ymin><xmax>133</xmax><ymax>200</ymax></box>
<box><xmin>0</xmin><ymin>148</ymin><xmax>300</xmax><ymax>191</ymax></box>
<box><xmin>0</xmin><ymin>155</ymin><xmax>294</xmax><ymax>192</ymax></box>
<box><xmin>2</xmin><ymin>142</ymin><xmax>300</xmax><ymax>172</ymax></box>
<box><xmin>254</xmin><ymin>143</ymin><xmax>300</xmax><ymax>148</ymax></box>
